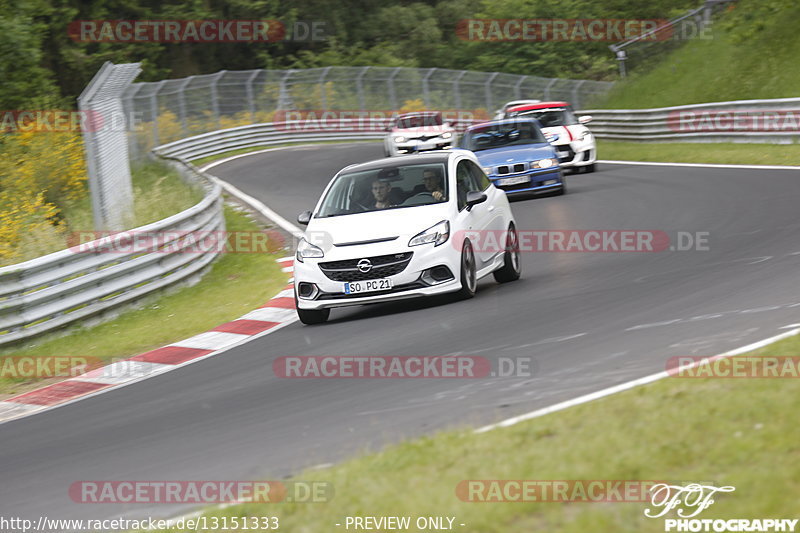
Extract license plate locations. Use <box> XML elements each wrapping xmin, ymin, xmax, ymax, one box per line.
<box><xmin>496</xmin><ymin>175</ymin><xmax>531</xmax><ymax>186</ymax></box>
<box><xmin>344</xmin><ymin>278</ymin><xmax>393</xmax><ymax>294</ymax></box>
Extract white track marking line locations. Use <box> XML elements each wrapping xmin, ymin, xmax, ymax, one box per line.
<box><xmin>72</xmin><ymin>361</ymin><xmax>173</xmax><ymax>385</ymax></box>
<box><xmin>240</xmin><ymin>307</ymin><xmax>296</xmax><ymax>323</ymax></box>
<box><xmin>475</xmin><ymin>327</ymin><xmax>800</xmax><ymax>433</ymax></box>
<box><xmin>599</xmin><ymin>159</ymin><xmax>800</xmax><ymax>171</ymax></box>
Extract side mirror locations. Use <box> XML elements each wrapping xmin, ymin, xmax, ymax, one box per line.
<box><xmin>297</xmin><ymin>211</ymin><xmax>312</xmax><ymax>225</ymax></box>
<box><xmin>465</xmin><ymin>191</ymin><xmax>487</xmax><ymax>210</ymax></box>
<box><xmin>578</xmin><ymin>115</ymin><xmax>593</xmax><ymax>124</ymax></box>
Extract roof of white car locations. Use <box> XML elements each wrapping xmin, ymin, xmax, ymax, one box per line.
<box><xmin>339</xmin><ymin>151</ymin><xmax>468</xmax><ymax>174</ymax></box>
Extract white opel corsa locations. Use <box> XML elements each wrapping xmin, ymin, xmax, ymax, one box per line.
<box><xmin>293</xmin><ymin>150</ymin><xmax>521</xmax><ymax>324</ymax></box>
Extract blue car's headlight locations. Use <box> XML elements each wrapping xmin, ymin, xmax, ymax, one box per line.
<box><xmin>530</xmin><ymin>158</ymin><xmax>556</xmax><ymax>169</ymax></box>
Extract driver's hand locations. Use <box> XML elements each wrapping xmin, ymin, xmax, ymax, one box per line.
<box><xmin>432</xmin><ymin>191</ymin><xmax>443</xmax><ymax>201</ymax></box>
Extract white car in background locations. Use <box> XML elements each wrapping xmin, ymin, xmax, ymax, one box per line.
<box><xmin>492</xmin><ymin>99</ymin><xmax>541</xmax><ymax>120</ymax></box>
<box><xmin>384</xmin><ymin>112</ymin><xmax>457</xmax><ymax>156</ymax></box>
<box><xmin>504</xmin><ymin>101</ymin><xmax>597</xmax><ymax>173</ymax></box>
<box><xmin>293</xmin><ymin>150</ymin><xmax>521</xmax><ymax>324</ymax></box>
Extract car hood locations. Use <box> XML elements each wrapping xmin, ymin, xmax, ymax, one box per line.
<box><xmin>541</xmin><ymin>125</ymin><xmax>588</xmax><ymax>143</ymax></box>
<box><xmin>473</xmin><ymin>144</ymin><xmax>555</xmax><ymax>166</ymax></box>
<box><xmin>391</xmin><ymin>126</ymin><xmax>451</xmax><ymax>137</ymax></box>
<box><xmin>306</xmin><ymin>204</ymin><xmax>451</xmax><ymax>252</ymax></box>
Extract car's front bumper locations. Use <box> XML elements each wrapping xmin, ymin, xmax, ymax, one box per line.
<box><xmin>554</xmin><ymin>139</ymin><xmax>597</xmax><ymax>168</ymax></box>
<box><xmin>489</xmin><ymin>167</ymin><xmax>564</xmax><ymax>195</ymax></box>
<box><xmin>293</xmin><ymin>240</ymin><xmax>463</xmax><ymax>310</ymax></box>
<box><xmin>389</xmin><ymin>139</ymin><xmax>455</xmax><ymax>156</ymax></box>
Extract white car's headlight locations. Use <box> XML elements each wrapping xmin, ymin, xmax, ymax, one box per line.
<box><xmin>296</xmin><ymin>238</ymin><xmax>324</xmax><ymax>262</ymax></box>
<box><xmin>579</xmin><ymin>131</ymin><xmax>592</xmax><ymax>141</ymax></box>
<box><xmin>408</xmin><ymin>220</ymin><xmax>450</xmax><ymax>247</ymax></box>
<box><xmin>531</xmin><ymin>158</ymin><xmax>555</xmax><ymax>169</ymax></box>
<box><xmin>441</xmin><ymin>131</ymin><xmax>452</xmax><ymax>139</ymax></box>
<box><xmin>394</xmin><ymin>136</ymin><xmax>407</xmax><ymax>143</ymax></box>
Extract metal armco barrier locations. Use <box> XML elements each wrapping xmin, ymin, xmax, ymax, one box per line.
<box><xmin>581</xmin><ymin>97</ymin><xmax>800</xmax><ymax>143</ymax></box>
<box><xmin>0</xmin><ymin>160</ymin><xmax>224</xmax><ymax>347</ymax></box>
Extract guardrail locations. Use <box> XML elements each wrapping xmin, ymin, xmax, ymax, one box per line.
<box><xmin>581</xmin><ymin>98</ymin><xmax>800</xmax><ymax>143</ymax></box>
<box><xmin>153</xmin><ymin>120</ymin><xmax>392</xmax><ymax>161</ymax></box>
<box><xmin>0</xmin><ymin>159</ymin><xmax>224</xmax><ymax>347</ymax></box>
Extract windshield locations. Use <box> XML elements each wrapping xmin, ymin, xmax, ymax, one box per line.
<box><xmin>461</xmin><ymin>121</ymin><xmax>548</xmax><ymax>152</ymax></box>
<box><xmin>511</xmin><ymin>107</ymin><xmax>578</xmax><ymax>127</ymax></box>
<box><xmin>316</xmin><ymin>162</ymin><xmax>449</xmax><ymax>218</ymax></box>
<box><xmin>395</xmin><ymin>113</ymin><xmax>443</xmax><ymax>129</ymax></box>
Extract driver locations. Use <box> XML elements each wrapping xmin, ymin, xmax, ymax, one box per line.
<box><xmin>419</xmin><ymin>168</ymin><xmax>446</xmax><ymax>201</ymax></box>
<box><xmin>370</xmin><ymin>179</ymin><xmax>394</xmax><ymax>209</ymax></box>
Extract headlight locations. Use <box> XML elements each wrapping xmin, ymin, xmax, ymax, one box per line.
<box><xmin>394</xmin><ymin>136</ymin><xmax>407</xmax><ymax>143</ymax></box>
<box><xmin>408</xmin><ymin>220</ymin><xmax>450</xmax><ymax>247</ymax></box>
<box><xmin>579</xmin><ymin>131</ymin><xmax>592</xmax><ymax>141</ymax></box>
<box><xmin>296</xmin><ymin>238</ymin><xmax>324</xmax><ymax>263</ymax></box>
<box><xmin>482</xmin><ymin>166</ymin><xmax>493</xmax><ymax>175</ymax></box>
<box><xmin>441</xmin><ymin>131</ymin><xmax>452</xmax><ymax>139</ymax></box>
<box><xmin>531</xmin><ymin>158</ymin><xmax>555</xmax><ymax>169</ymax></box>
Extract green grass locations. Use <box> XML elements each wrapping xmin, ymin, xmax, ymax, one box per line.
<box><xmin>598</xmin><ymin>0</ymin><xmax>800</xmax><ymax>108</ymax></box>
<box><xmin>0</xmin><ymin>206</ymin><xmax>288</xmax><ymax>397</ymax></box>
<box><xmin>151</xmin><ymin>333</ymin><xmax>800</xmax><ymax>533</ymax></box>
<box><xmin>598</xmin><ymin>140</ymin><xmax>800</xmax><ymax>166</ymax></box>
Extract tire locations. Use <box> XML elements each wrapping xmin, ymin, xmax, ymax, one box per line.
<box><xmin>296</xmin><ymin>307</ymin><xmax>330</xmax><ymax>325</ymax></box>
<box><xmin>556</xmin><ymin>175</ymin><xmax>567</xmax><ymax>195</ymax></box>
<box><xmin>456</xmin><ymin>240</ymin><xmax>477</xmax><ymax>299</ymax></box>
<box><xmin>493</xmin><ymin>224</ymin><xmax>522</xmax><ymax>283</ymax></box>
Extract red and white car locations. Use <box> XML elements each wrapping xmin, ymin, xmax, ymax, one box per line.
<box><xmin>503</xmin><ymin>101</ymin><xmax>596</xmax><ymax>173</ymax></box>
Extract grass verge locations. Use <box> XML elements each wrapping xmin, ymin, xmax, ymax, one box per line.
<box><xmin>153</xmin><ymin>333</ymin><xmax>800</xmax><ymax>532</ymax></box>
<box><xmin>597</xmin><ymin>0</ymin><xmax>800</xmax><ymax>108</ymax></box>
<box><xmin>0</xmin><ymin>205</ymin><xmax>288</xmax><ymax>398</ymax></box>
<box><xmin>598</xmin><ymin>140</ymin><xmax>800</xmax><ymax>166</ymax></box>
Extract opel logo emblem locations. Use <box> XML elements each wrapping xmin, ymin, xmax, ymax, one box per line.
<box><xmin>357</xmin><ymin>259</ymin><xmax>372</xmax><ymax>273</ymax></box>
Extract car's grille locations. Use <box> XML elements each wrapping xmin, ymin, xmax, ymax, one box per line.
<box><xmin>318</xmin><ymin>252</ymin><xmax>413</xmax><ymax>281</ymax></box>
<box><xmin>496</xmin><ymin>163</ymin><xmax>527</xmax><ymax>175</ymax></box>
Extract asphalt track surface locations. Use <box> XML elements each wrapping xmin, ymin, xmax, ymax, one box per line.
<box><xmin>2</xmin><ymin>142</ymin><xmax>799</xmax><ymax>521</ymax></box>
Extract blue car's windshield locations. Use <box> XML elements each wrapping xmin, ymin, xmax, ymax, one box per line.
<box><xmin>461</xmin><ymin>121</ymin><xmax>548</xmax><ymax>152</ymax></box>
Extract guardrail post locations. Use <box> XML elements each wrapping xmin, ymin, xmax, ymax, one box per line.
<box><xmin>319</xmin><ymin>66</ymin><xmax>331</xmax><ymax>110</ymax></box>
<box><xmin>453</xmin><ymin>70</ymin><xmax>467</xmax><ymax>111</ymax></box>
<box><xmin>356</xmin><ymin>66</ymin><xmax>369</xmax><ymax>111</ymax></box>
<box><xmin>246</xmin><ymin>70</ymin><xmax>259</xmax><ymax>121</ymax></box>
<box><xmin>514</xmin><ymin>75</ymin><xmax>527</xmax><ymax>100</ymax></box>
<box><xmin>210</xmin><ymin>71</ymin><xmax>225</xmax><ymax>129</ymax></box>
<box><xmin>543</xmin><ymin>77</ymin><xmax>557</xmax><ymax>101</ymax></box>
<box><xmin>177</xmin><ymin>77</ymin><xmax>192</xmax><ymax>136</ymax></box>
<box><xmin>571</xmin><ymin>80</ymin><xmax>586</xmax><ymax>109</ymax></box>
<box><xmin>150</xmin><ymin>80</ymin><xmax>165</xmax><ymax>147</ymax></box>
<box><xmin>387</xmin><ymin>67</ymin><xmax>401</xmax><ymax>111</ymax></box>
<box><xmin>422</xmin><ymin>68</ymin><xmax>436</xmax><ymax>109</ymax></box>
<box><xmin>484</xmin><ymin>72</ymin><xmax>499</xmax><ymax>112</ymax></box>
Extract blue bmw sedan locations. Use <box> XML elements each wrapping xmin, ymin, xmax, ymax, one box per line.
<box><xmin>461</xmin><ymin>118</ymin><xmax>565</xmax><ymax>196</ymax></box>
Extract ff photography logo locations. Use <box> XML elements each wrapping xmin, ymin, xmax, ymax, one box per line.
<box><xmin>645</xmin><ymin>483</ymin><xmax>798</xmax><ymax>532</ymax></box>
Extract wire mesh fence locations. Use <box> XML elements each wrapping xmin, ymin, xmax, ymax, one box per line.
<box><xmin>123</xmin><ymin>67</ymin><xmax>614</xmax><ymax>159</ymax></box>
<box><xmin>79</xmin><ymin>61</ymin><xmax>142</xmax><ymax>230</ymax></box>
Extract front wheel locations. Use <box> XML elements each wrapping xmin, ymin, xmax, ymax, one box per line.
<box><xmin>493</xmin><ymin>225</ymin><xmax>521</xmax><ymax>283</ymax></box>
<box><xmin>456</xmin><ymin>240</ymin><xmax>477</xmax><ymax>299</ymax></box>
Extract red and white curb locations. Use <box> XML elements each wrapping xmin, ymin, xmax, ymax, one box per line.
<box><xmin>0</xmin><ymin>257</ymin><xmax>297</xmax><ymax>424</ymax></box>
